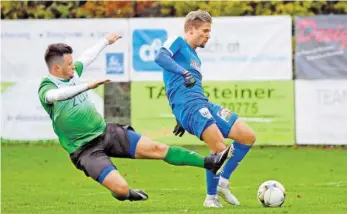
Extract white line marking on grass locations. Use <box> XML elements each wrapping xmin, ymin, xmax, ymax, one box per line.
<box><xmin>325</xmin><ymin>181</ymin><xmax>344</xmax><ymax>186</ymax></box>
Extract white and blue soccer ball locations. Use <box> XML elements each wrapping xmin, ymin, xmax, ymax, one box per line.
<box><xmin>257</xmin><ymin>180</ymin><xmax>286</xmax><ymax>207</ymax></box>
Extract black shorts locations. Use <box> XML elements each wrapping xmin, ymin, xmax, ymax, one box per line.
<box><xmin>70</xmin><ymin>123</ymin><xmax>137</xmax><ymax>181</ymax></box>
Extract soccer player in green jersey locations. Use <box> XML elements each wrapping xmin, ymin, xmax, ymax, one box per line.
<box><xmin>38</xmin><ymin>33</ymin><xmax>233</xmax><ymax>202</ymax></box>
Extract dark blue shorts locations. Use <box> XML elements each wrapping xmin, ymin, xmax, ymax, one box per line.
<box><xmin>174</xmin><ymin>101</ymin><xmax>238</xmax><ymax>140</ymax></box>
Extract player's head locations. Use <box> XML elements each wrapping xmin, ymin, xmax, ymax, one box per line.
<box><xmin>184</xmin><ymin>9</ymin><xmax>212</xmax><ymax>48</ymax></box>
<box><xmin>45</xmin><ymin>43</ymin><xmax>74</xmax><ymax>79</ymax></box>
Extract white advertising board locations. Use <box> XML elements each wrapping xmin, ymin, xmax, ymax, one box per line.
<box><xmin>130</xmin><ymin>16</ymin><xmax>292</xmax><ymax>81</ymax></box>
<box><xmin>295</xmin><ymin>80</ymin><xmax>347</xmax><ymax>145</ymax></box>
<box><xmin>1</xmin><ymin>19</ymin><xmax>130</xmax><ymax>82</ymax></box>
<box><xmin>0</xmin><ymin>82</ymin><xmax>104</xmax><ymax>140</ymax></box>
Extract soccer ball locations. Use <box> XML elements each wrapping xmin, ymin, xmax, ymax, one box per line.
<box><xmin>257</xmin><ymin>180</ymin><xmax>286</xmax><ymax>207</ymax></box>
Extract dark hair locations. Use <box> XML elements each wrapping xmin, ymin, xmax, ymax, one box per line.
<box><xmin>44</xmin><ymin>43</ymin><xmax>73</xmax><ymax>69</ymax></box>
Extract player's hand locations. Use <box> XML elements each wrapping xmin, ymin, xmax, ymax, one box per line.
<box><xmin>106</xmin><ymin>33</ymin><xmax>122</xmax><ymax>45</ymax></box>
<box><xmin>173</xmin><ymin>119</ymin><xmax>185</xmax><ymax>137</ymax></box>
<box><xmin>88</xmin><ymin>79</ymin><xmax>111</xmax><ymax>89</ymax></box>
<box><xmin>183</xmin><ymin>71</ymin><xmax>196</xmax><ymax>88</ymax></box>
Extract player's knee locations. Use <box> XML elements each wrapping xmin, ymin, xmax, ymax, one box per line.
<box><xmin>151</xmin><ymin>142</ymin><xmax>169</xmax><ymax>159</ymax></box>
<box><xmin>244</xmin><ymin>131</ymin><xmax>256</xmax><ymax>145</ymax></box>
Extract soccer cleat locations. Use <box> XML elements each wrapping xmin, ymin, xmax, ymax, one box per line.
<box><xmin>211</xmin><ymin>144</ymin><xmax>234</xmax><ymax>174</ymax></box>
<box><xmin>130</xmin><ymin>189</ymin><xmax>148</xmax><ymax>201</ymax></box>
<box><xmin>203</xmin><ymin>196</ymin><xmax>223</xmax><ymax>208</ymax></box>
<box><xmin>217</xmin><ymin>184</ymin><xmax>240</xmax><ymax>206</ymax></box>
<box><xmin>112</xmin><ymin>189</ymin><xmax>148</xmax><ymax>201</ymax></box>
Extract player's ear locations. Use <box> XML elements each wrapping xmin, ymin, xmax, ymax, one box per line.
<box><xmin>53</xmin><ymin>63</ymin><xmax>61</xmax><ymax>72</ymax></box>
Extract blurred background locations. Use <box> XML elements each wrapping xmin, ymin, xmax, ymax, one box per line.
<box><xmin>1</xmin><ymin>0</ymin><xmax>347</xmax><ymax>145</ymax></box>
<box><xmin>1</xmin><ymin>1</ymin><xmax>347</xmax><ymax>214</ymax></box>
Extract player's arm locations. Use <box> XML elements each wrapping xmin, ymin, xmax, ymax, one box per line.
<box><xmin>43</xmin><ymin>79</ymin><xmax>110</xmax><ymax>103</ymax></box>
<box><xmin>155</xmin><ymin>48</ymin><xmax>185</xmax><ymax>74</ymax></box>
<box><xmin>45</xmin><ymin>83</ymin><xmax>89</xmax><ymax>103</ymax></box>
<box><xmin>155</xmin><ymin>36</ymin><xmax>195</xmax><ymax>88</ymax></box>
<box><xmin>75</xmin><ymin>33</ymin><xmax>122</xmax><ymax>76</ymax></box>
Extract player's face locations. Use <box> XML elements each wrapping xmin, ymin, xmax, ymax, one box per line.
<box><xmin>194</xmin><ymin>22</ymin><xmax>211</xmax><ymax>48</ymax></box>
<box><xmin>58</xmin><ymin>54</ymin><xmax>75</xmax><ymax>79</ymax></box>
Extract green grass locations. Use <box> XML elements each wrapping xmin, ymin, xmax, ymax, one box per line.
<box><xmin>2</xmin><ymin>144</ymin><xmax>347</xmax><ymax>214</ymax></box>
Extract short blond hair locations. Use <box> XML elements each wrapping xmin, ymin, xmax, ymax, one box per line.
<box><xmin>184</xmin><ymin>9</ymin><xmax>212</xmax><ymax>32</ymax></box>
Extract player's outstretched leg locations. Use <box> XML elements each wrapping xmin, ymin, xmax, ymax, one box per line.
<box><xmin>217</xmin><ymin>119</ymin><xmax>256</xmax><ymax>206</ymax></box>
<box><xmin>100</xmin><ymin>167</ymin><xmax>148</xmax><ymax>202</ymax></box>
<box><xmin>132</xmin><ymin>130</ymin><xmax>233</xmax><ymax>173</ymax></box>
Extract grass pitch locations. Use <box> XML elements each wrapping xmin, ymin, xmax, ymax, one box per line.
<box><xmin>2</xmin><ymin>144</ymin><xmax>347</xmax><ymax>214</ymax></box>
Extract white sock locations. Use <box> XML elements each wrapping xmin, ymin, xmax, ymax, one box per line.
<box><xmin>218</xmin><ymin>176</ymin><xmax>229</xmax><ymax>187</ymax></box>
<box><xmin>206</xmin><ymin>194</ymin><xmax>216</xmax><ymax>200</ymax></box>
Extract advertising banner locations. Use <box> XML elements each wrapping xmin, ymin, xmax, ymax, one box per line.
<box><xmin>130</xmin><ymin>16</ymin><xmax>292</xmax><ymax>81</ymax></box>
<box><xmin>1</xmin><ymin>19</ymin><xmax>130</xmax><ymax>82</ymax></box>
<box><xmin>0</xmin><ymin>82</ymin><xmax>104</xmax><ymax>141</ymax></box>
<box><xmin>295</xmin><ymin>16</ymin><xmax>347</xmax><ymax>79</ymax></box>
<box><xmin>295</xmin><ymin>80</ymin><xmax>347</xmax><ymax>145</ymax></box>
<box><xmin>131</xmin><ymin>81</ymin><xmax>295</xmax><ymax>145</ymax></box>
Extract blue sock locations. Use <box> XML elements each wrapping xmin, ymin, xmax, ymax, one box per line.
<box><xmin>206</xmin><ymin>153</ymin><xmax>220</xmax><ymax>195</ymax></box>
<box><xmin>221</xmin><ymin>141</ymin><xmax>252</xmax><ymax>180</ymax></box>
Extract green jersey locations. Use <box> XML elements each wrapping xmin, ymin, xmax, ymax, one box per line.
<box><xmin>38</xmin><ymin>61</ymin><xmax>106</xmax><ymax>154</ymax></box>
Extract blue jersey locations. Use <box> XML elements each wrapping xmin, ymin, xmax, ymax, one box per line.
<box><xmin>156</xmin><ymin>36</ymin><xmax>239</xmax><ymax>139</ymax></box>
<box><xmin>162</xmin><ymin>36</ymin><xmax>208</xmax><ymax>109</ymax></box>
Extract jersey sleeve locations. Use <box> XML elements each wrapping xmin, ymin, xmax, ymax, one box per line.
<box><xmin>38</xmin><ymin>78</ymin><xmax>57</xmax><ymax>105</ymax></box>
<box><xmin>155</xmin><ymin>48</ymin><xmax>186</xmax><ymax>75</ymax></box>
<box><xmin>74</xmin><ymin>61</ymin><xmax>84</xmax><ymax>77</ymax></box>
<box><xmin>162</xmin><ymin>36</ymin><xmax>185</xmax><ymax>56</ymax></box>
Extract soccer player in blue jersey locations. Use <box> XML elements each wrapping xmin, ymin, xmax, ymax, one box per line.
<box><xmin>155</xmin><ymin>10</ymin><xmax>256</xmax><ymax>208</ymax></box>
